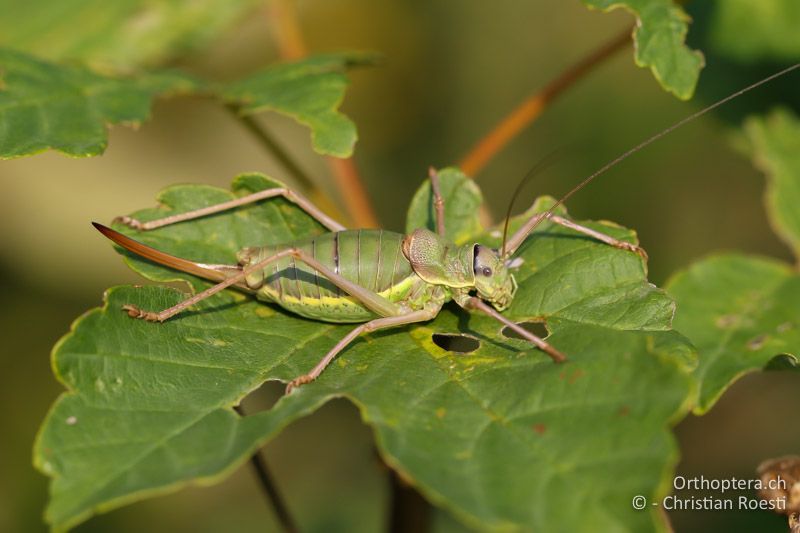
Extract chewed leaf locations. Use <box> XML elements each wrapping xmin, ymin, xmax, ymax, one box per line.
<box><xmin>0</xmin><ymin>48</ymin><xmax>198</xmax><ymax>159</ymax></box>
<box><xmin>666</xmin><ymin>254</ymin><xmax>800</xmax><ymax>413</ymax></box>
<box><xmin>222</xmin><ymin>53</ymin><xmax>378</xmax><ymax>157</ymax></box>
<box><xmin>37</xmin><ymin>173</ymin><xmax>695</xmax><ymax>531</ymax></box>
<box><xmin>582</xmin><ymin>0</ymin><xmax>705</xmax><ymax>100</ymax></box>
<box><xmin>743</xmin><ymin>108</ymin><xmax>800</xmax><ymax>261</ymax></box>
<box><xmin>0</xmin><ymin>0</ymin><xmax>261</xmax><ymax>71</ymax></box>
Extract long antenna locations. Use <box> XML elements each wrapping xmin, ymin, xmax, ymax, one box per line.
<box><xmin>500</xmin><ymin>148</ymin><xmax>566</xmax><ymax>257</ymax></box>
<box><xmin>505</xmin><ymin>62</ymin><xmax>800</xmax><ymax>252</ymax></box>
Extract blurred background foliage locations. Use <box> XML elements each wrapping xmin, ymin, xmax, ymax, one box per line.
<box><xmin>1</xmin><ymin>0</ymin><xmax>799</xmax><ymax>531</ymax></box>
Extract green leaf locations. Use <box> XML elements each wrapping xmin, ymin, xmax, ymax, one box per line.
<box><xmin>743</xmin><ymin>108</ymin><xmax>800</xmax><ymax>261</ymax></box>
<box><xmin>666</xmin><ymin>254</ymin><xmax>800</xmax><ymax>413</ymax></box>
<box><xmin>0</xmin><ymin>48</ymin><xmax>198</xmax><ymax>159</ymax></box>
<box><xmin>405</xmin><ymin>167</ymin><xmax>484</xmax><ymax>245</ymax></box>
<box><xmin>222</xmin><ymin>53</ymin><xmax>376</xmax><ymax>158</ymax></box>
<box><xmin>37</xmin><ymin>173</ymin><xmax>695</xmax><ymax>531</ymax></box>
<box><xmin>582</xmin><ymin>0</ymin><xmax>705</xmax><ymax>99</ymax></box>
<box><xmin>499</xmin><ymin>200</ymin><xmax>677</xmax><ymax>333</ymax></box>
<box><xmin>0</xmin><ymin>0</ymin><xmax>261</xmax><ymax>71</ymax></box>
<box><xmin>662</xmin><ymin>109</ymin><xmax>800</xmax><ymax>416</ymax></box>
<box><xmin>706</xmin><ymin>0</ymin><xmax>800</xmax><ymax>63</ymax></box>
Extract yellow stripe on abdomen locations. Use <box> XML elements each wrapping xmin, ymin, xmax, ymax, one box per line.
<box><xmin>255</xmin><ymin>271</ymin><xmax>422</xmax><ymax>323</ymax></box>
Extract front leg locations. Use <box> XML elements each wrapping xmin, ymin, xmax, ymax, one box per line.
<box><xmin>457</xmin><ymin>295</ymin><xmax>566</xmax><ymax>363</ymax></box>
<box><xmin>504</xmin><ymin>211</ymin><xmax>647</xmax><ymax>259</ymax></box>
<box><xmin>548</xmin><ymin>215</ymin><xmax>647</xmax><ymax>259</ymax></box>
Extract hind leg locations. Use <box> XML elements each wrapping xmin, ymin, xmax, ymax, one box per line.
<box><xmin>124</xmin><ymin>247</ymin><xmax>403</xmax><ymax>322</ymax></box>
<box><xmin>115</xmin><ymin>186</ymin><xmax>345</xmax><ymax>232</ymax></box>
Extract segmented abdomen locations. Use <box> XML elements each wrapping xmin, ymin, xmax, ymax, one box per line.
<box><xmin>237</xmin><ymin>230</ymin><xmax>418</xmax><ymax>322</ymax></box>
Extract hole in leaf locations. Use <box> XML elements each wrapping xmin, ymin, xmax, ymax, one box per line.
<box><xmin>501</xmin><ymin>320</ymin><xmax>549</xmax><ymax>340</ymax></box>
<box><xmin>235</xmin><ymin>380</ymin><xmax>285</xmax><ymax>415</ymax></box>
<box><xmin>432</xmin><ymin>333</ymin><xmax>480</xmax><ymax>353</ymax></box>
<box><xmin>764</xmin><ymin>353</ymin><xmax>799</xmax><ymax>371</ymax></box>
<box><xmin>747</xmin><ymin>334</ymin><xmax>769</xmax><ymax>351</ymax></box>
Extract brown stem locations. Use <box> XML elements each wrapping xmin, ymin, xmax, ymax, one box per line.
<box><xmin>227</xmin><ymin>105</ymin><xmax>316</xmax><ymax>191</ymax></box>
<box><xmin>248</xmin><ymin>447</ymin><xmax>299</xmax><ymax>533</ymax></box>
<box><xmin>269</xmin><ymin>0</ymin><xmax>307</xmax><ymax>59</ymax></box>
<box><xmin>234</xmin><ymin>405</ymin><xmax>299</xmax><ymax>533</ymax></box>
<box><xmin>459</xmin><ymin>26</ymin><xmax>632</xmax><ymax>177</ymax></box>
<box><xmin>327</xmin><ymin>157</ymin><xmax>379</xmax><ymax>227</ymax></box>
<box><xmin>388</xmin><ymin>465</ymin><xmax>431</xmax><ymax>533</ymax></box>
<box><xmin>268</xmin><ymin>0</ymin><xmax>379</xmax><ymax>227</ymax></box>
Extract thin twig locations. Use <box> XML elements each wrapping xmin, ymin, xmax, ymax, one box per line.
<box><xmin>327</xmin><ymin>157</ymin><xmax>379</xmax><ymax>227</ymax></box>
<box><xmin>459</xmin><ymin>26</ymin><xmax>632</xmax><ymax>177</ymax></box>
<box><xmin>268</xmin><ymin>0</ymin><xmax>307</xmax><ymax>60</ymax></box>
<box><xmin>227</xmin><ymin>105</ymin><xmax>316</xmax><ymax>191</ymax></box>
<box><xmin>234</xmin><ymin>405</ymin><xmax>299</xmax><ymax>533</ymax></box>
<box><xmin>268</xmin><ymin>0</ymin><xmax>379</xmax><ymax>227</ymax></box>
<box><xmin>387</xmin><ymin>461</ymin><xmax>431</xmax><ymax>533</ymax></box>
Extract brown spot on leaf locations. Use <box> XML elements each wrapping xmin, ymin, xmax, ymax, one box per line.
<box><xmin>568</xmin><ymin>368</ymin><xmax>584</xmax><ymax>384</ymax></box>
<box><xmin>532</xmin><ymin>423</ymin><xmax>547</xmax><ymax>435</ymax></box>
<box><xmin>559</xmin><ymin>368</ymin><xmax>585</xmax><ymax>383</ymax></box>
<box><xmin>618</xmin><ymin>405</ymin><xmax>630</xmax><ymax>417</ymax></box>
<box><xmin>747</xmin><ymin>334</ymin><xmax>769</xmax><ymax>351</ymax></box>
<box><xmin>435</xmin><ymin>408</ymin><xmax>446</xmax><ymax>419</ymax></box>
<box><xmin>716</xmin><ymin>314</ymin><xmax>739</xmax><ymax>329</ymax></box>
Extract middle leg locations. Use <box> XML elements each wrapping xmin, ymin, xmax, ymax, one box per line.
<box><xmin>549</xmin><ymin>215</ymin><xmax>647</xmax><ymax>259</ymax></box>
<box><xmin>428</xmin><ymin>167</ymin><xmax>446</xmax><ymax>237</ymax></box>
<box><xmin>459</xmin><ymin>296</ymin><xmax>566</xmax><ymax>363</ymax></box>
<box><xmin>116</xmin><ymin>186</ymin><xmax>346</xmax><ymax>233</ymax></box>
<box><xmin>286</xmin><ymin>304</ymin><xmax>441</xmax><ymax>393</ymax></box>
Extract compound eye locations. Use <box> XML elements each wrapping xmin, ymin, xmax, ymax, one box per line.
<box><xmin>482</xmin><ymin>267</ymin><xmax>492</xmax><ymax>277</ymax></box>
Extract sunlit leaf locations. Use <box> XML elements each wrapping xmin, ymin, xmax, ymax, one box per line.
<box><xmin>743</xmin><ymin>108</ymin><xmax>800</xmax><ymax>260</ymax></box>
<box><xmin>222</xmin><ymin>53</ymin><xmax>377</xmax><ymax>158</ymax></box>
<box><xmin>0</xmin><ymin>48</ymin><xmax>198</xmax><ymax>159</ymax></box>
<box><xmin>0</xmin><ymin>0</ymin><xmax>261</xmax><ymax>71</ymax></box>
<box><xmin>666</xmin><ymin>108</ymin><xmax>800</xmax><ymax>414</ymax></box>
<box><xmin>36</xmin><ymin>172</ymin><xmax>695</xmax><ymax>531</ymax></box>
<box><xmin>582</xmin><ymin>0</ymin><xmax>705</xmax><ymax>99</ymax></box>
<box><xmin>666</xmin><ymin>254</ymin><xmax>800</xmax><ymax>413</ymax></box>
